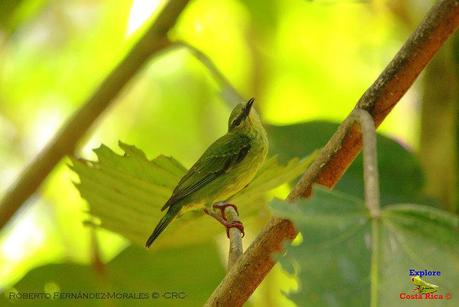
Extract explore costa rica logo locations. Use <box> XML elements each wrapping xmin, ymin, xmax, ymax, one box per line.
<box><xmin>399</xmin><ymin>269</ymin><xmax>452</xmax><ymax>301</ymax></box>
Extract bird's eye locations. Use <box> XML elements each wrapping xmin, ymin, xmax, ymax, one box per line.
<box><xmin>231</xmin><ymin>117</ymin><xmax>242</xmax><ymax>128</ymax></box>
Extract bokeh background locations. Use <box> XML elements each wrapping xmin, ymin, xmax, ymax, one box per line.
<box><xmin>0</xmin><ymin>0</ymin><xmax>457</xmax><ymax>306</ymax></box>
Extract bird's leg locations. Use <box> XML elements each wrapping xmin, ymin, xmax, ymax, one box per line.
<box><xmin>212</xmin><ymin>202</ymin><xmax>244</xmax><ymax>237</ymax></box>
<box><xmin>203</xmin><ymin>208</ymin><xmax>227</xmax><ymax>224</ymax></box>
<box><xmin>203</xmin><ymin>205</ymin><xmax>245</xmax><ymax>238</ymax></box>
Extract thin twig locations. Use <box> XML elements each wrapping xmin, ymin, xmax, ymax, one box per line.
<box><xmin>0</xmin><ymin>0</ymin><xmax>190</xmax><ymax>229</ymax></box>
<box><xmin>225</xmin><ymin>206</ymin><xmax>243</xmax><ymax>269</ymax></box>
<box><xmin>206</xmin><ymin>1</ymin><xmax>459</xmax><ymax>305</ymax></box>
<box><xmin>175</xmin><ymin>41</ymin><xmax>244</xmax><ymax>107</ymax></box>
<box><xmin>205</xmin><ymin>217</ymin><xmax>296</xmax><ymax>307</ymax></box>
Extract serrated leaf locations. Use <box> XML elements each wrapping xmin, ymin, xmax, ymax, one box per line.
<box><xmin>270</xmin><ymin>187</ymin><xmax>459</xmax><ymax>306</ymax></box>
<box><xmin>71</xmin><ymin>142</ymin><xmax>314</xmax><ymax>250</ymax></box>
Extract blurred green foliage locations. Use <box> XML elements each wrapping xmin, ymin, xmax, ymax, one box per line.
<box><xmin>1</xmin><ymin>243</ymin><xmax>225</xmax><ymax>306</ymax></box>
<box><xmin>268</xmin><ymin>122</ymin><xmax>431</xmax><ymax>206</ymax></box>
<box><xmin>0</xmin><ymin>0</ymin><xmax>454</xmax><ymax>306</ymax></box>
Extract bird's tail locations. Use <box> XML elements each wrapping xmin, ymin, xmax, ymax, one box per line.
<box><xmin>145</xmin><ymin>208</ymin><xmax>178</xmax><ymax>248</ymax></box>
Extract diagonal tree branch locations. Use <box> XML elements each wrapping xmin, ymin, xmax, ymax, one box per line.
<box><xmin>0</xmin><ymin>0</ymin><xmax>190</xmax><ymax>229</ymax></box>
<box><xmin>206</xmin><ymin>0</ymin><xmax>459</xmax><ymax>305</ymax></box>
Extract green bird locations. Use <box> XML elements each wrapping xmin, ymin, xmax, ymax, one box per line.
<box><xmin>146</xmin><ymin>98</ymin><xmax>268</xmax><ymax>248</ymax></box>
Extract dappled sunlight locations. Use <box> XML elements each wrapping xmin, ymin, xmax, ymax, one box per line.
<box><xmin>1</xmin><ymin>210</ymin><xmax>44</xmax><ymax>262</ymax></box>
<box><xmin>126</xmin><ymin>0</ymin><xmax>161</xmax><ymax>36</ymax></box>
<box><xmin>28</xmin><ymin>107</ymin><xmax>64</xmax><ymax>153</ymax></box>
<box><xmin>0</xmin><ymin>201</ymin><xmax>62</xmax><ymax>289</ymax></box>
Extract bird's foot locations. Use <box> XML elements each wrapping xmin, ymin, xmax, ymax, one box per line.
<box><xmin>203</xmin><ymin>207</ymin><xmax>245</xmax><ymax>238</ymax></box>
<box><xmin>212</xmin><ymin>202</ymin><xmax>239</xmax><ymax>221</ymax></box>
<box><xmin>224</xmin><ymin>220</ymin><xmax>245</xmax><ymax>238</ymax></box>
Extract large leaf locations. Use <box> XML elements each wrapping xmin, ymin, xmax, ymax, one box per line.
<box><xmin>1</xmin><ymin>242</ymin><xmax>225</xmax><ymax>307</ymax></box>
<box><xmin>71</xmin><ymin>142</ymin><xmax>313</xmax><ymax>250</ymax></box>
<box><xmin>267</xmin><ymin>121</ymin><xmax>429</xmax><ymax>206</ymax></box>
<box><xmin>271</xmin><ymin>188</ymin><xmax>459</xmax><ymax>306</ymax></box>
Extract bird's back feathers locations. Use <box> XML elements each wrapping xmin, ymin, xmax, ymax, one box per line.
<box><xmin>161</xmin><ymin>133</ymin><xmax>251</xmax><ymax>211</ymax></box>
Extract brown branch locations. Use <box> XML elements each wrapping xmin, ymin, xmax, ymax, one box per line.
<box><xmin>206</xmin><ymin>0</ymin><xmax>459</xmax><ymax>305</ymax></box>
<box><xmin>0</xmin><ymin>0</ymin><xmax>190</xmax><ymax>229</ymax></box>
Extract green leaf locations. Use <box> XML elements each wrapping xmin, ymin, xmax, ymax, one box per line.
<box><xmin>71</xmin><ymin>141</ymin><xmax>313</xmax><ymax>250</ymax></box>
<box><xmin>1</xmin><ymin>243</ymin><xmax>225</xmax><ymax>307</ymax></box>
<box><xmin>270</xmin><ymin>187</ymin><xmax>459</xmax><ymax>306</ymax></box>
<box><xmin>267</xmin><ymin>121</ymin><xmax>430</xmax><ymax>206</ymax></box>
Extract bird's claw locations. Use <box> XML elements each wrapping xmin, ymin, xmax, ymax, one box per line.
<box><xmin>205</xmin><ymin>203</ymin><xmax>244</xmax><ymax>238</ymax></box>
<box><xmin>224</xmin><ymin>220</ymin><xmax>245</xmax><ymax>238</ymax></box>
<box><xmin>212</xmin><ymin>202</ymin><xmax>239</xmax><ymax>220</ymax></box>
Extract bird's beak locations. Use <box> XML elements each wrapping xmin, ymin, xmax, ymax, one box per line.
<box><xmin>244</xmin><ymin>98</ymin><xmax>255</xmax><ymax>117</ymax></box>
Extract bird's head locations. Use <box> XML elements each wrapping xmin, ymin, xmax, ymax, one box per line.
<box><xmin>228</xmin><ymin>98</ymin><xmax>260</xmax><ymax>132</ymax></box>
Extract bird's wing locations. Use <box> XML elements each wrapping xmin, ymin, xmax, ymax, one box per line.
<box><xmin>161</xmin><ymin>133</ymin><xmax>251</xmax><ymax>211</ymax></box>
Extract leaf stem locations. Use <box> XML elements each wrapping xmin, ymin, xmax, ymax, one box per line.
<box><xmin>370</xmin><ymin>219</ymin><xmax>380</xmax><ymax>307</ymax></box>
<box><xmin>354</xmin><ymin>109</ymin><xmax>381</xmax><ymax>218</ymax></box>
<box><xmin>353</xmin><ymin>109</ymin><xmax>381</xmax><ymax>306</ymax></box>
